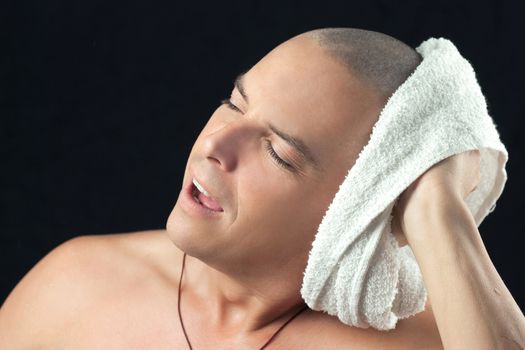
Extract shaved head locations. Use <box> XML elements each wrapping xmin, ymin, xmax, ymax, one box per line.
<box><xmin>166</xmin><ymin>27</ymin><xmax>424</xmax><ymax>334</ymax></box>
<box><xmin>303</xmin><ymin>27</ymin><xmax>423</xmax><ymax>102</ymax></box>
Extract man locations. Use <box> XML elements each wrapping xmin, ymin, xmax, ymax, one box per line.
<box><xmin>1</xmin><ymin>27</ymin><xmax>523</xmax><ymax>349</ymax></box>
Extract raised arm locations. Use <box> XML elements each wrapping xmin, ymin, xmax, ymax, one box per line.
<box><xmin>392</xmin><ymin>150</ymin><xmax>525</xmax><ymax>350</ymax></box>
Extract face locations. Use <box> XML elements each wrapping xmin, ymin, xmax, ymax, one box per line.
<box><xmin>166</xmin><ymin>34</ymin><xmax>385</xmax><ymax>277</ymax></box>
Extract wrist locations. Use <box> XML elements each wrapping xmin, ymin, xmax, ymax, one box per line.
<box><xmin>400</xmin><ymin>188</ymin><xmax>471</xmax><ymax>246</ymax></box>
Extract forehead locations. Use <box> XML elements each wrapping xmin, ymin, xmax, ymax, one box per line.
<box><xmin>241</xmin><ymin>36</ymin><xmax>385</xmax><ymax>173</ymax></box>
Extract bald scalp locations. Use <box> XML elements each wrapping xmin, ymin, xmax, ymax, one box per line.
<box><xmin>303</xmin><ymin>27</ymin><xmax>423</xmax><ymax>103</ymax></box>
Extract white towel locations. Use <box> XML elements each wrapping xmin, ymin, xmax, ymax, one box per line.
<box><xmin>300</xmin><ymin>37</ymin><xmax>509</xmax><ymax>330</ymax></box>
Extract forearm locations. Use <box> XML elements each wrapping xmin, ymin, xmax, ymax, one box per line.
<box><xmin>404</xmin><ymin>190</ymin><xmax>525</xmax><ymax>350</ymax></box>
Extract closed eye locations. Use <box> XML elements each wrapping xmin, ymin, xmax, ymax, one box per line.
<box><xmin>220</xmin><ymin>98</ymin><xmax>241</xmax><ymax>113</ymax></box>
<box><xmin>218</xmin><ymin>98</ymin><xmax>294</xmax><ymax>171</ymax></box>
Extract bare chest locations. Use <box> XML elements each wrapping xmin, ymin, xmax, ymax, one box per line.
<box><xmin>52</xmin><ymin>308</ymin><xmax>315</xmax><ymax>350</ymax></box>
<box><xmin>47</xmin><ymin>232</ymin><xmax>440</xmax><ymax>350</ymax></box>
<box><xmin>50</xmin><ymin>302</ymin><xmax>436</xmax><ymax>350</ymax></box>
<box><xmin>50</xmin><ymin>294</ymin><xmax>185</xmax><ymax>350</ymax></box>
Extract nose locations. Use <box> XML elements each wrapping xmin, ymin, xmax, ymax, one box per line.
<box><xmin>201</xmin><ymin>119</ymin><xmax>255</xmax><ymax>171</ymax></box>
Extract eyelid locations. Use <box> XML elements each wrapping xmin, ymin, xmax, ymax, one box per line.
<box><xmin>220</xmin><ymin>98</ymin><xmax>241</xmax><ymax>112</ymax></box>
<box><xmin>264</xmin><ymin>140</ymin><xmax>294</xmax><ymax>169</ymax></box>
<box><xmin>219</xmin><ymin>97</ymin><xmax>296</xmax><ymax>171</ymax></box>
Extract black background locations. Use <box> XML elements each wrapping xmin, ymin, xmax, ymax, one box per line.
<box><xmin>2</xmin><ymin>0</ymin><xmax>524</xmax><ymax>314</ymax></box>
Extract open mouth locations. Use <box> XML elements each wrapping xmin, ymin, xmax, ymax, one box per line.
<box><xmin>191</xmin><ymin>183</ymin><xmax>203</xmax><ymax>204</ymax></box>
<box><xmin>190</xmin><ymin>182</ymin><xmax>224</xmax><ymax>212</ymax></box>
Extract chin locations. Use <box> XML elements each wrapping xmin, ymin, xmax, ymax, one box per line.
<box><xmin>165</xmin><ymin>203</ymin><xmax>213</xmax><ymax>260</ymax></box>
<box><xmin>166</xmin><ymin>205</ymin><xmax>191</xmax><ymax>247</ymax></box>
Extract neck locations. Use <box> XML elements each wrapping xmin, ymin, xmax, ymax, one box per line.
<box><xmin>182</xmin><ymin>253</ymin><xmax>309</xmax><ymax>334</ymax></box>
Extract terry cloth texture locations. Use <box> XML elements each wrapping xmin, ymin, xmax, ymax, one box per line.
<box><xmin>300</xmin><ymin>37</ymin><xmax>508</xmax><ymax>330</ymax></box>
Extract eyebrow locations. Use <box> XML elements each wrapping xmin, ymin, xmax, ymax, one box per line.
<box><xmin>233</xmin><ymin>72</ymin><xmax>321</xmax><ymax>171</ymax></box>
<box><xmin>234</xmin><ymin>72</ymin><xmax>250</xmax><ymax>104</ymax></box>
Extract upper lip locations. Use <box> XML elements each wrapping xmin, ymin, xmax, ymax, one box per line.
<box><xmin>190</xmin><ymin>168</ymin><xmax>223</xmax><ymax>210</ymax></box>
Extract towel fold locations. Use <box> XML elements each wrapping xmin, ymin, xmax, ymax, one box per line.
<box><xmin>300</xmin><ymin>37</ymin><xmax>508</xmax><ymax>330</ymax></box>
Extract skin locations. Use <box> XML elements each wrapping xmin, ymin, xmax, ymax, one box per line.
<box><xmin>165</xmin><ymin>32</ymin><xmax>386</xmax><ymax>342</ymax></box>
<box><xmin>3</xmin><ymin>30</ymin><xmax>522</xmax><ymax>349</ymax></box>
<box><xmin>392</xmin><ymin>150</ymin><xmax>525</xmax><ymax>349</ymax></box>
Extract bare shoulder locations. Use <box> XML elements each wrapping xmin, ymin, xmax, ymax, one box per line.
<box><xmin>0</xmin><ymin>229</ymin><xmax>180</xmax><ymax>349</ymax></box>
<box><xmin>293</xmin><ymin>302</ymin><xmax>443</xmax><ymax>350</ymax></box>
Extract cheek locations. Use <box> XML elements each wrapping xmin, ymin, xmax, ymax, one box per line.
<box><xmin>242</xmin><ymin>173</ymin><xmax>289</xmax><ymax>211</ymax></box>
<box><xmin>240</xmin><ymin>173</ymin><xmax>321</xmax><ymax>229</ymax></box>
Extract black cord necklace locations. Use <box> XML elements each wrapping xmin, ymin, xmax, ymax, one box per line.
<box><xmin>177</xmin><ymin>252</ymin><xmax>309</xmax><ymax>349</ymax></box>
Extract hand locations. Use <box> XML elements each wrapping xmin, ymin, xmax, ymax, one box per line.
<box><xmin>391</xmin><ymin>150</ymin><xmax>481</xmax><ymax>246</ymax></box>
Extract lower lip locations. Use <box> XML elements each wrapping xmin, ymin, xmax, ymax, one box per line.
<box><xmin>180</xmin><ymin>181</ymin><xmax>224</xmax><ymax>218</ymax></box>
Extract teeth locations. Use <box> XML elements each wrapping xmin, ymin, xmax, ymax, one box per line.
<box><xmin>192</xmin><ymin>178</ymin><xmax>209</xmax><ymax>196</ymax></box>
